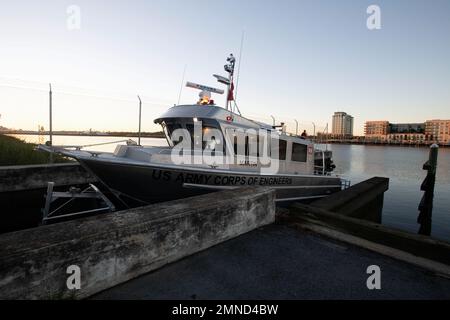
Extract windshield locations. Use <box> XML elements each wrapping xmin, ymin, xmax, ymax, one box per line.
<box><xmin>161</xmin><ymin>119</ymin><xmax>223</xmax><ymax>153</ymax></box>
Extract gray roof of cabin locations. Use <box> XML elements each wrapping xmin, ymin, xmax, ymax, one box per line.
<box><xmin>154</xmin><ymin>104</ymin><xmax>273</xmax><ymax>130</ymax></box>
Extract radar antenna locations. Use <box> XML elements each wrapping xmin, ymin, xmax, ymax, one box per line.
<box><xmin>213</xmin><ymin>54</ymin><xmax>241</xmax><ymax>114</ymax></box>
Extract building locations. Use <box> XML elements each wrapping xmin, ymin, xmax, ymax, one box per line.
<box><xmin>332</xmin><ymin>112</ymin><xmax>354</xmax><ymax>137</ymax></box>
<box><xmin>386</xmin><ymin>133</ymin><xmax>426</xmax><ymax>143</ymax></box>
<box><xmin>364</xmin><ymin>121</ymin><xmax>389</xmax><ymax>138</ymax></box>
<box><xmin>425</xmin><ymin>120</ymin><xmax>450</xmax><ymax>144</ymax></box>
<box><xmin>386</xmin><ymin>123</ymin><xmax>426</xmax><ymax>142</ymax></box>
<box><xmin>389</xmin><ymin>123</ymin><xmax>425</xmax><ymax>134</ymax></box>
<box><xmin>364</xmin><ymin>119</ymin><xmax>450</xmax><ymax>145</ymax></box>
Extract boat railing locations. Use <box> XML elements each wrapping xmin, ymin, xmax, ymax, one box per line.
<box><xmin>314</xmin><ymin>166</ymin><xmax>326</xmax><ymax>175</ymax></box>
<box><xmin>314</xmin><ymin>149</ymin><xmax>327</xmax><ymax>175</ymax></box>
<box><xmin>341</xmin><ymin>179</ymin><xmax>351</xmax><ymax>190</ymax></box>
<box><xmin>38</xmin><ymin>139</ymin><xmax>137</xmax><ymax>152</ymax></box>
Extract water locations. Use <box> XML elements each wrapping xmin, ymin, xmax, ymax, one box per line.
<box><xmin>11</xmin><ymin>135</ymin><xmax>450</xmax><ymax>242</ymax></box>
<box><xmin>322</xmin><ymin>144</ymin><xmax>450</xmax><ymax>242</ymax></box>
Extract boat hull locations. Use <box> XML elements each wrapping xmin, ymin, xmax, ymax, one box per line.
<box><xmin>78</xmin><ymin>158</ymin><xmax>342</xmax><ymax>205</ymax></box>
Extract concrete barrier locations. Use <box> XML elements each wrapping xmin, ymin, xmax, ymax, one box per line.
<box><xmin>0</xmin><ymin>163</ymin><xmax>96</xmax><ymax>193</ymax></box>
<box><xmin>281</xmin><ymin>202</ymin><xmax>450</xmax><ymax>266</ymax></box>
<box><xmin>0</xmin><ymin>187</ymin><xmax>275</xmax><ymax>299</ymax></box>
<box><xmin>311</xmin><ymin>177</ymin><xmax>389</xmax><ymax>222</ymax></box>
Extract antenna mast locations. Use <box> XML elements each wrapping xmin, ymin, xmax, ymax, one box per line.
<box><xmin>234</xmin><ymin>30</ymin><xmax>245</xmax><ymax>103</ymax></box>
<box><xmin>223</xmin><ymin>54</ymin><xmax>236</xmax><ymax>111</ymax></box>
<box><xmin>177</xmin><ymin>64</ymin><xmax>187</xmax><ymax>105</ymax></box>
<box><xmin>213</xmin><ymin>54</ymin><xmax>241</xmax><ymax>115</ymax></box>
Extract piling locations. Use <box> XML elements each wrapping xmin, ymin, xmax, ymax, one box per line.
<box><xmin>417</xmin><ymin>144</ymin><xmax>439</xmax><ymax>235</ymax></box>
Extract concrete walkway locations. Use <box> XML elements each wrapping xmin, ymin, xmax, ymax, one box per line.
<box><xmin>93</xmin><ymin>224</ymin><xmax>450</xmax><ymax>300</ymax></box>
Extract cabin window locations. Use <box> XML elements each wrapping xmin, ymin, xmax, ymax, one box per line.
<box><xmin>227</xmin><ymin>129</ymin><xmax>245</xmax><ymax>156</ymax></box>
<box><xmin>245</xmin><ymin>136</ymin><xmax>249</xmax><ymax>155</ymax></box>
<box><xmin>271</xmin><ymin>139</ymin><xmax>287</xmax><ymax>160</ymax></box>
<box><xmin>185</xmin><ymin>123</ymin><xmax>203</xmax><ymax>150</ymax></box>
<box><xmin>247</xmin><ymin>134</ymin><xmax>258</xmax><ymax>157</ymax></box>
<box><xmin>165</xmin><ymin>123</ymin><xmax>183</xmax><ymax>138</ymax></box>
<box><xmin>279</xmin><ymin>139</ymin><xmax>287</xmax><ymax>160</ymax></box>
<box><xmin>226</xmin><ymin>129</ymin><xmax>270</xmax><ymax>158</ymax></box>
<box><xmin>234</xmin><ymin>134</ymin><xmax>247</xmax><ymax>156</ymax></box>
<box><xmin>292</xmin><ymin>142</ymin><xmax>307</xmax><ymax>162</ymax></box>
<box><xmin>183</xmin><ymin>123</ymin><xmax>223</xmax><ymax>152</ymax></box>
<box><xmin>202</xmin><ymin>126</ymin><xmax>223</xmax><ymax>154</ymax></box>
<box><xmin>165</xmin><ymin>122</ymin><xmax>183</xmax><ymax>145</ymax></box>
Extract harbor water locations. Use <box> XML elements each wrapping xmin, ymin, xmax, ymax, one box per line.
<box><xmin>10</xmin><ymin>134</ymin><xmax>450</xmax><ymax>242</ymax></box>
<box><xmin>323</xmin><ymin>143</ymin><xmax>450</xmax><ymax>242</ymax></box>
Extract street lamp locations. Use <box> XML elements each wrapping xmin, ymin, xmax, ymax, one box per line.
<box><xmin>137</xmin><ymin>95</ymin><xmax>142</xmax><ymax>146</ymax></box>
<box><xmin>294</xmin><ymin>119</ymin><xmax>298</xmax><ymax>136</ymax></box>
<box><xmin>49</xmin><ymin>83</ymin><xmax>53</xmax><ymax>163</ymax></box>
<box><xmin>270</xmin><ymin>115</ymin><xmax>275</xmax><ymax>127</ymax></box>
<box><xmin>49</xmin><ymin>83</ymin><xmax>52</xmax><ymax>147</ymax></box>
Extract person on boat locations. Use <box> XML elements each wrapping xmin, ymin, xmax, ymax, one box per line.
<box><xmin>301</xmin><ymin>130</ymin><xmax>308</xmax><ymax>139</ymax></box>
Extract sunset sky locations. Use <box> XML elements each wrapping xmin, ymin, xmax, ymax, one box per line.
<box><xmin>0</xmin><ymin>0</ymin><xmax>449</xmax><ymax>135</ymax></box>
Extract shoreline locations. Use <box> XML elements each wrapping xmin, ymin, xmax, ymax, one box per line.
<box><xmin>315</xmin><ymin>140</ymin><xmax>450</xmax><ymax>148</ymax></box>
<box><xmin>0</xmin><ymin>131</ymin><xmax>165</xmax><ymax>139</ymax></box>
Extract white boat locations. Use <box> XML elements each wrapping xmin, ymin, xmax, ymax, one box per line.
<box><xmin>41</xmin><ymin>54</ymin><xmax>346</xmax><ymax>206</ymax></box>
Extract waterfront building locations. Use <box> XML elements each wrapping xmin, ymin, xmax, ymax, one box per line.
<box><xmin>364</xmin><ymin>119</ymin><xmax>450</xmax><ymax>145</ymax></box>
<box><xmin>387</xmin><ymin>123</ymin><xmax>426</xmax><ymax>142</ymax></box>
<box><xmin>425</xmin><ymin>120</ymin><xmax>450</xmax><ymax>144</ymax></box>
<box><xmin>386</xmin><ymin>133</ymin><xmax>426</xmax><ymax>143</ymax></box>
<box><xmin>364</xmin><ymin>121</ymin><xmax>389</xmax><ymax>139</ymax></box>
<box><xmin>332</xmin><ymin>112</ymin><xmax>354</xmax><ymax>137</ymax></box>
<box><xmin>389</xmin><ymin>123</ymin><xmax>425</xmax><ymax>134</ymax></box>
<box><xmin>364</xmin><ymin>121</ymin><xmax>389</xmax><ymax>138</ymax></box>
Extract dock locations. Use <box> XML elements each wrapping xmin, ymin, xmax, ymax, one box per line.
<box><xmin>1</xmin><ymin>164</ymin><xmax>450</xmax><ymax>299</ymax></box>
<box><xmin>93</xmin><ymin>224</ymin><xmax>450</xmax><ymax>300</ymax></box>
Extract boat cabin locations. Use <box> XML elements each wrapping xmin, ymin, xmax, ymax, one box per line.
<box><xmin>153</xmin><ymin>104</ymin><xmax>315</xmax><ymax>175</ymax></box>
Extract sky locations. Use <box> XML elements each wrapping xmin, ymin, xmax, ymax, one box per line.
<box><xmin>0</xmin><ymin>0</ymin><xmax>449</xmax><ymax>135</ymax></box>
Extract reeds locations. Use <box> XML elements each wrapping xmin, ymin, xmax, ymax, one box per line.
<box><xmin>0</xmin><ymin>134</ymin><xmax>70</xmax><ymax>166</ymax></box>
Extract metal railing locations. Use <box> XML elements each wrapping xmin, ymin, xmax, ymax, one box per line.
<box><xmin>314</xmin><ymin>149</ymin><xmax>327</xmax><ymax>175</ymax></box>
<box><xmin>341</xmin><ymin>179</ymin><xmax>351</xmax><ymax>189</ymax></box>
<box><xmin>41</xmin><ymin>182</ymin><xmax>115</xmax><ymax>225</ymax></box>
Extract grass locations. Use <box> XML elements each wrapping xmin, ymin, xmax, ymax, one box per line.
<box><xmin>0</xmin><ymin>134</ymin><xmax>71</xmax><ymax>166</ymax></box>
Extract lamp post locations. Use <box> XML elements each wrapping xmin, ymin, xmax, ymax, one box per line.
<box><xmin>294</xmin><ymin>119</ymin><xmax>298</xmax><ymax>136</ymax></box>
<box><xmin>49</xmin><ymin>83</ymin><xmax>53</xmax><ymax>163</ymax></box>
<box><xmin>270</xmin><ymin>115</ymin><xmax>275</xmax><ymax>127</ymax></box>
<box><xmin>137</xmin><ymin>95</ymin><xmax>142</xmax><ymax>146</ymax></box>
<box><xmin>49</xmin><ymin>83</ymin><xmax>52</xmax><ymax>146</ymax></box>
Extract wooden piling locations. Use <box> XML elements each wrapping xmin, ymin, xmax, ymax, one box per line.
<box><xmin>417</xmin><ymin>144</ymin><xmax>439</xmax><ymax>235</ymax></box>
